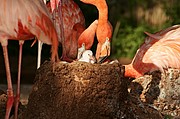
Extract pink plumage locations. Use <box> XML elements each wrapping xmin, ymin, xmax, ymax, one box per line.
<box><xmin>0</xmin><ymin>0</ymin><xmax>59</xmax><ymax>119</ymax></box>
<box><xmin>47</xmin><ymin>0</ymin><xmax>85</xmax><ymax>61</ymax></box>
<box><xmin>125</xmin><ymin>25</ymin><xmax>180</xmax><ymax>78</ymax></box>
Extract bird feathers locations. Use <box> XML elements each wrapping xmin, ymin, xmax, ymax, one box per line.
<box><xmin>148</xmin><ymin>38</ymin><xmax>180</xmax><ymax>72</ymax></box>
<box><xmin>78</xmin><ymin>20</ymin><xmax>98</xmax><ymax>49</ymax></box>
<box><xmin>0</xmin><ymin>0</ymin><xmax>59</xmax><ymax>61</ymax></box>
<box><xmin>125</xmin><ymin>25</ymin><xmax>180</xmax><ymax>78</ymax></box>
<box><xmin>144</xmin><ymin>25</ymin><xmax>180</xmax><ymax>71</ymax></box>
<box><xmin>0</xmin><ymin>0</ymin><xmax>55</xmax><ymax>44</ymax></box>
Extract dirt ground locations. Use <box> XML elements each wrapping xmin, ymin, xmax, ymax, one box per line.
<box><xmin>0</xmin><ymin>60</ymin><xmax>179</xmax><ymax>119</ymax></box>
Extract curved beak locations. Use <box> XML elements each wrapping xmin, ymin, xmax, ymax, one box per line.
<box><xmin>77</xmin><ymin>43</ymin><xmax>85</xmax><ymax>59</ymax></box>
<box><xmin>88</xmin><ymin>54</ymin><xmax>97</xmax><ymax>64</ymax></box>
<box><xmin>97</xmin><ymin>37</ymin><xmax>110</xmax><ymax>63</ymax></box>
<box><xmin>97</xmin><ymin>56</ymin><xmax>108</xmax><ymax>63</ymax></box>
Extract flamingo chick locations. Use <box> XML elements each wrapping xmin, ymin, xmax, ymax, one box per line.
<box><xmin>78</xmin><ymin>50</ymin><xmax>96</xmax><ymax>63</ymax></box>
<box><xmin>125</xmin><ymin>25</ymin><xmax>180</xmax><ymax>78</ymax></box>
<box><xmin>0</xmin><ymin>0</ymin><xmax>59</xmax><ymax>118</ymax></box>
<box><xmin>80</xmin><ymin>0</ymin><xmax>113</xmax><ymax>63</ymax></box>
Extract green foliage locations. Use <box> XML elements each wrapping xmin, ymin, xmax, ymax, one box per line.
<box><xmin>108</xmin><ymin>0</ymin><xmax>180</xmax><ymax>59</ymax></box>
<box><xmin>164</xmin><ymin>0</ymin><xmax>180</xmax><ymax>25</ymax></box>
<box><xmin>111</xmin><ymin>22</ymin><xmax>150</xmax><ymax>59</ymax></box>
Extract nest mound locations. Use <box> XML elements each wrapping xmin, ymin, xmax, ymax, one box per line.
<box><xmin>2</xmin><ymin>61</ymin><xmax>176</xmax><ymax>118</ymax></box>
<box><xmin>21</xmin><ymin>61</ymin><xmax>128</xmax><ymax>119</ymax></box>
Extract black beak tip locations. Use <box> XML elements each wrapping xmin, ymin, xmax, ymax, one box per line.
<box><xmin>97</xmin><ymin>56</ymin><xmax>108</xmax><ymax>64</ymax></box>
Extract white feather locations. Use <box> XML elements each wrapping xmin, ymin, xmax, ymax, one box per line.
<box><xmin>78</xmin><ymin>50</ymin><xmax>96</xmax><ymax>64</ymax></box>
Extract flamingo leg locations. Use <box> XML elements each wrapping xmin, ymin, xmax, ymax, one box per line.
<box><xmin>2</xmin><ymin>45</ymin><xmax>14</xmax><ymax>119</ymax></box>
<box><xmin>37</xmin><ymin>40</ymin><xmax>43</xmax><ymax>69</ymax></box>
<box><xmin>14</xmin><ymin>41</ymin><xmax>24</xmax><ymax>119</ymax></box>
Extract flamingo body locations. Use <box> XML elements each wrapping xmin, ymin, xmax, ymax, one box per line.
<box><xmin>0</xmin><ymin>0</ymin><xmax>58</xmax><ymax>47</ymax></box>
<box><xmin>62</xmin><ymin>0</ymin><xmax>85</xmax><ymax>40</ymax></box>
<box><xmin>0</xmin><ymin>0</ymin><xmax>59</xmax><ymax>118</ymax></box>
<box><xmin>48</xmin><ymin>0</ymin><xmax>85</xmax><ymax>61</ymax></box>
<box><xmin>125</xmin><ymin>25</ymin><xmax>180</xmax><ymax>78</ymax></box>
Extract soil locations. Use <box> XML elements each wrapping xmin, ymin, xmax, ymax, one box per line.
<box><xmin>0</xmin><ymin>60</ymin><xmax>179</xmax><ymax>119</ymax></box>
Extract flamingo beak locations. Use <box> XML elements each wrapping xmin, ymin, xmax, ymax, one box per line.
<box><xmin>88</xmin><ymin>54</ymin><xmax>97</xmax><ymax>63</ymax></box>
<box><xmin>97</xmin><ymin>37</ymin><xmax>110</xmax><ymax>63</ymax></box>
<box><xmin>77</xmin><ymin>43</ymin><xmax>86</xmax><ymax>59</ymax></box>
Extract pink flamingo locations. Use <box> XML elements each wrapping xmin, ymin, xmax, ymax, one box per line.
<box><xmin>80</xmin><ymin>0</ymin><xmax>113</xmax><ymax>63</ymax></box>
<box><xmin>47</xmin><ymin>0</ymin><xmax>86</xmax><ymax>62</ymax></box>
<box><xmin>0</xmin><ymin>0</ymin><xmax>59</xmax><ymax>118</ymax></box>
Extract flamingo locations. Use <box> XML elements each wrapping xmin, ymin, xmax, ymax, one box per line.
<box><xmin>47</xmin><ymin>0</ymin><xmax>86</xmax><ymax>62</ymax></box>
<box><xmin>35</xmin><ymin>0</ymin><xmax>85</xmax><ymax>64</ymax></box>
<box><xmin>48</xmin><ymin>0</ymin><xmax>101</xmax><ymax>62</ymax></box>
<box><xmin>80</xmin><ymin>0</ymin><xmax>113</xmax><ymax>63</ymax></box>
<box><xmin>124</xmin><ymin>25</ymin><xmax>180</xmax><ymax>78</ymax></box>
<box><xmin>0</xmin><ymin>0</ymin><xmax>59</xmax><ymax>118</ymax></box>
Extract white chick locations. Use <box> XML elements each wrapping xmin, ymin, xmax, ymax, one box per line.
<box><xmin>78</xmin><ymin>50</ymin><xmax>96</xmax><ymax>64</ymax></box>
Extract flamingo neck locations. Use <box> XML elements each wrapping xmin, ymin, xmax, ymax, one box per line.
<box><xmin>124</xmin><ymin>64</ymin><xmax>143</xmax><ymax>78</ymax></box>
<box><xmin>96</xmin><ymin>1</ymin><xmax>108</xmax><ymax>24</ymax></box>
<box><xmin>124</xmin><ymin>62</ymin><xmax>160</xmax><ymax>78</ymax></box>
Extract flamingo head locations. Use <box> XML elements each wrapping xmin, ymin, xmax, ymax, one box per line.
<box><xmin>78</xmin><ymin>50</ymin><xmax>96</xmax><ymax>64</ymax></box>
<box><xmin>97</xmin><ymin>37</ymin><xmax>110</xmax><ymax>63</ymax></box>
<box><xmin>77</xmin><ymin>43</ymin><xmax>86</xmax><ymax>59</ymax></box>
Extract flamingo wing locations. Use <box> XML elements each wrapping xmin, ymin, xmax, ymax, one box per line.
<box><xmin>134</xmin><ymin>25</ymin><xmax>180</xmax><ymax>73</ymax></box>
<box><xmin>147</xmin><ymin>30</ymin><xmax>180</xmax><ymax>72</ymax></box>
<box><xmin>0</xmin><ymin>0</ymin><xmax>56</xmax><ymax>45</ymax></box>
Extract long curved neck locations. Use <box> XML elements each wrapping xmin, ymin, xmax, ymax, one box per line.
<box><xmin>124</xmin><ymin>64</ymin><xmax>143</xmax><ymax>78</ymax></box>
<box><xmin>124</xmin><ymin>61</ymin><xmax>160</xmax><ymax>78</ymax></box>
<box><xmin>96</xmin><ymin>1</ymin><xmax>108</xmax><ymax>24</ymax></box>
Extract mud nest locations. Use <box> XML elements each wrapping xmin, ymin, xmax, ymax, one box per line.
<box><xmin>0</xmin><ymin>60</ymin><xmax>168</xmax><ymax>119</ymax></box>
<box><xmin>21</xmin><ymin>61</ymin><xmax>128</xmax><ymax>119</ymax></box>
